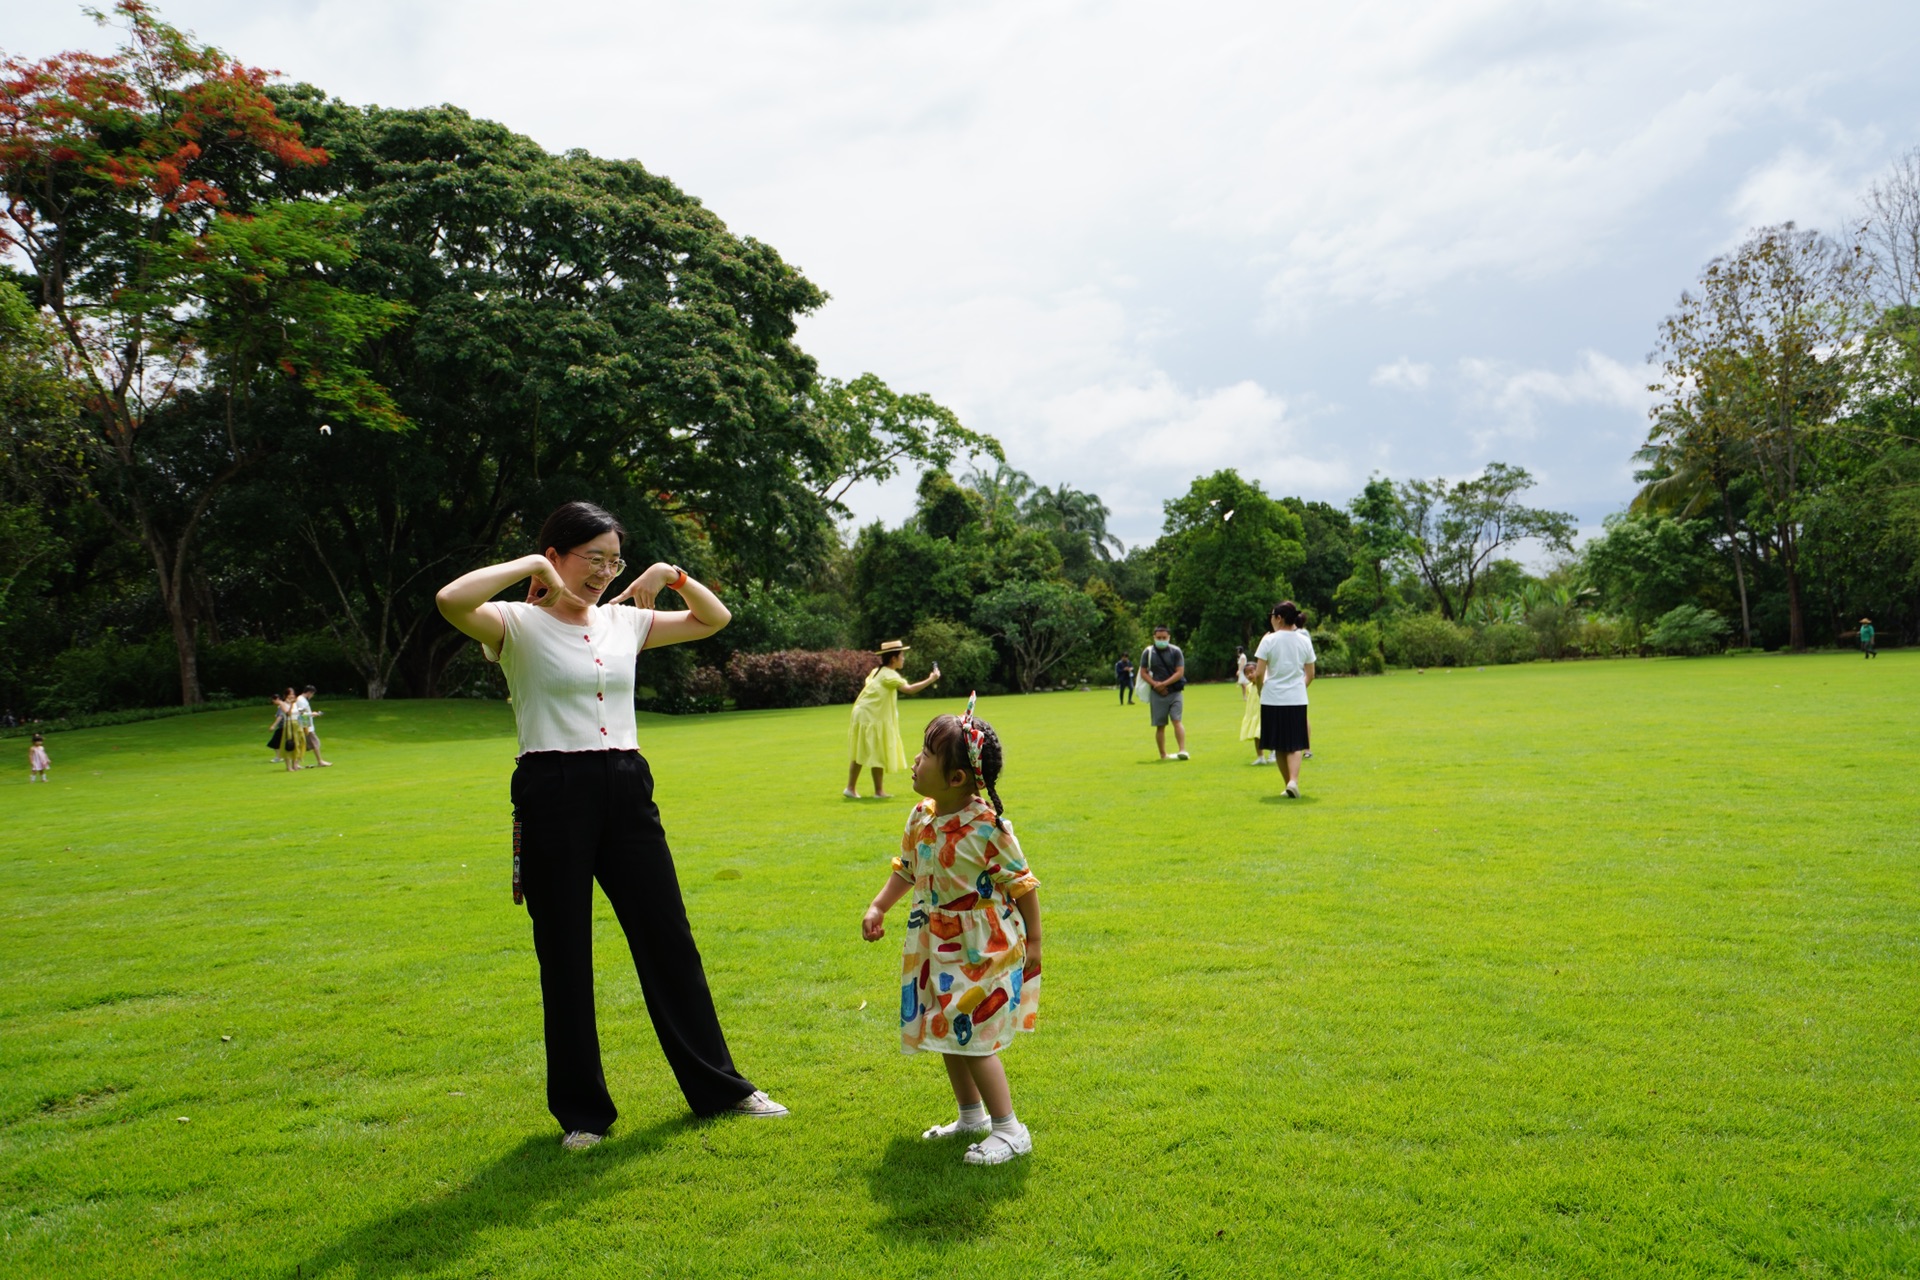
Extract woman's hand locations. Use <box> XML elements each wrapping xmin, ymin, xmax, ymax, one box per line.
<box><xmin>612</xmin><ymin>562</ymin><xmax>680</xmax><ymax>610</ymax></box>
<box><xmin>1023</xmin><ymin>939</ymin><xmax>1042</xmax><ymax>979</ymax></box>
<box><xmin>525</xmin><ymin>556</ymin><xmax>588</xmax><ymax>611</ymax></box>
<box><xmin>930</xmin><ymin>663</ymin><xmax>941</xmax><ymax>683</ymax></box>
<box><xmin>861</xmin><ymin>904</ymin><xmax>887</xmax><ymax>941</ymax></box>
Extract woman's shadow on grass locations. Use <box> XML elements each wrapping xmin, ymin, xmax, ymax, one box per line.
<box><xmin>864</xmin><ymin>1133</ymin><xmax>1030</xmax><ymax>1239</ymax></box>
<box><xmin>285</xmin><ymin>1115</ymin><xmax>692</xmax><ymax>1280</ymax></box>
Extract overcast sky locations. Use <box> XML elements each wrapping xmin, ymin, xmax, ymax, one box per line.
<box><xmin>12</xmin><ymin>1</ymin><xmax>1920</xmax><ymax>550</ymax></box>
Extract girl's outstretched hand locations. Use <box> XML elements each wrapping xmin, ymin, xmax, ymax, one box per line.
<box><xmin>861</xmin><ymin>904</ymin><xmax>886</xmax><ymax>941</ymax></box>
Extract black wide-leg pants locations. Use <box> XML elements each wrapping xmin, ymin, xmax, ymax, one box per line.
<box><xmin>511</xmin><ymin>749</ymin><xmax>755</xmax><ymax>1133</ymax></box>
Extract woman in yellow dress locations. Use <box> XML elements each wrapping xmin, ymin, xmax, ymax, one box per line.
<box><xmin>846</xmin><ymin>640</ymin><xmax>940</xmax><ymax>798</ymax></box>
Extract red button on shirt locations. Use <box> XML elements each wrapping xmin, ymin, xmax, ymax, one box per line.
<box><xmin>600</xmin><ymin>727</ymin><xmax>608</xmax><ymax>735</ymax></box>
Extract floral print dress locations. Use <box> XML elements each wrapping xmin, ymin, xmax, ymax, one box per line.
<box><xmin>893</xmin><ymin>795</ymin><xmax>1041</xmax><ymax>1056</ymax></box>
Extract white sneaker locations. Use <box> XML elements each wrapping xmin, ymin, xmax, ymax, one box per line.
<box><xmin>560</xmin><ymin>1130</ymin><xmax>603</xmax><ymax>1151</ymax></box>
<box><xmin>1174</xmin><ymin>751</ymin><xmax>1190</xmax><ymax>761</ymax></box>
<box><xmin>1285</xmin><ymin>780</ymin><xmax>1300</xmax><ymax>798</ymax></box>
<box><xmin>964</xmin><ymin>1125</ymin><xmax>1032</xmax><ymax>1165</ymax></box>
<box><xmin>923</xmin><ymin>1114</ymin><xmax>992</xmax><ymax>1140</ymax></box>
<box><xmin>841</xmin><ymin>788</ymin><xmax>859</xmax><ymax>799</ymax></box>
<box><xmin>729</xmin><ymin>1089</ymin><xmax>789</xmax><ymax>1118</ymax></box>
<box><xmin>1248</xmin><ymin>757</ymin><xmax>1265</xmax><ymax>766</ymax></box>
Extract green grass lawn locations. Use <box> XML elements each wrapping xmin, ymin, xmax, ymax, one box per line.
<box><xmin>3</xmin><ymin>653</ymin><xmax>1917</xmax><ymax>1278</ymax></box>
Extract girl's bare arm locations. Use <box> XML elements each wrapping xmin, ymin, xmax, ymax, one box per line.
<box><xmin>861</xmin><ymin>872</ymin><xmax>913</xmax><ymax>940</ymax></box>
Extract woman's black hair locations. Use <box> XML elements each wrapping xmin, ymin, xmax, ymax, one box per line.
<box><xmin>924</xmin><ymin>713</ymin><xmax>1008</xmax><ymax>830</ymax></box>
<box><xmin>538</xmin><ymin>501</ymin><xmax>626</xmax><ymax>557</ymax></box>
<box><xmin>1273</xmin><ymin>600</ymin><xmax>1304</xmax><ymax>626</ymax></box>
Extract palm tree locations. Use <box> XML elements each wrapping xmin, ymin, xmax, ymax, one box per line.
<box><xmin>962</xmin><ymin>463</ymin><xmax>1036</xmax><ymax>529</ymax></box>
<box><xmin>1022</xmin><ymin>484</ymin><xmax>1125</xmax><ymax>561</ymax></box>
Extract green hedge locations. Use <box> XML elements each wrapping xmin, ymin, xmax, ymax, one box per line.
<box><xmin>0</xmin><ymin>699</ymin><xmax>258</xmax><ymax>739</ymax></box>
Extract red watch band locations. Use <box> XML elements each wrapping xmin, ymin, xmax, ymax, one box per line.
<box><xmin>669</xmin><ymin>568</ymin><xmax>688</xmax><ymax>591</ymax></box>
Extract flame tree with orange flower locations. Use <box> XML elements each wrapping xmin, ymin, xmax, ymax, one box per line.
<box><xmin>0</xmin><ymin>2</ymin><xmax>407</xmax><ymax>703</ymax></box>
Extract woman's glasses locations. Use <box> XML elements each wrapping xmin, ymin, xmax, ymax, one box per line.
<box><xmin>566</xmin><ymin>551</ymin><xmax>627</xmax><ymax>576</ymax></box>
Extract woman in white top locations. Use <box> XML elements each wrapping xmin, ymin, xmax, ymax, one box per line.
<box><xmin>437</xmin><ymin>501</ymin><xmax>786</xmax><ymax>1149</ymax></box>
<box><xmin>1248</xmin><ymin>600</ymin><xmax>1316</xmax><ymax>798</ymax></box>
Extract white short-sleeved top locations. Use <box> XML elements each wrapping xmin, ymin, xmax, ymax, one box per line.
<box><xmin>483</xmin><ymin>602</ymin><xmax>654</xmax><ymax>755</ymax></box>
<box><xmin>1256</xmin><ymin>628</ymin><xmax>1316</xmax><ymax>706</ymax></box>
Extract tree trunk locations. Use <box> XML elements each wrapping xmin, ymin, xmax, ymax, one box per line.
<box><xmin>168</xmin><ymin>603</ymin><xmax>204</xmax><ymax>705</ymax></box>
<box><xmin>1780</xmin><ymin>523</ymin><xmax>1806</xmax><ymax>650</ymax></box>
<box><xmin>1719</xmin><ymin>489</ymin><xmax>1752</xmax><ymax>648</ymax></box>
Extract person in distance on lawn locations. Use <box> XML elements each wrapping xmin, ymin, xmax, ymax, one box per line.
<box><xmin>437</xmin><ymin>500</ymin><xmax>787</xmax><ymax>1151</ymax></box>
<box><xmin>1237</xmin><ymin>647</ymin><xmax>1270</xmax><ymax>765</ymax></box>
<box><xmin>1114</xmin><ymin>651</ymin><xmax>1135</xmax><ymax>705</ymax></box>
<box><xmin>862</xmin><ymin>699</ymin><xmax>1043</xmax><ymax>1166</ymax></box>
<box><xmin>846</xmin><ymin>640</ymin><xmax>939</xmax><ymax>798</ymax></box>
<box><xmin>293</xmin><ymin>686</ymin><xmax>331</xmax><ymax>767</ymax></box>
<box><xmin>1859</xmin><ymin>617</ymin><xmax>1877</xmax><ymax>658</ymax></box>
<box><xmin>1247</xmin><ymin>601</ymin><xmax>1316</xmax><ymax>798</ymax></box>
<box><xmin>1141</xmin><ymin>625</ymin><xmax>1189</xmax><ymax>760</ymax></box>
<box><xmin>28</xmin><ymin>732</ymin><xmax>50</xmax><ymax>782</ymax></box>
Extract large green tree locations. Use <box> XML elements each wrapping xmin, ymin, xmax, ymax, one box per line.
<box><xmin>1650</xmin><ymin>224</ymin><xmax>1870</xmax><ymax>649</ymax></box>
<box><xmin>259</xmin><ymin>92</ymin><xmax>835</xmax><ymax>695</ymax></box>
<box><xmin>0</xmin><ymin>3</ymin><xmax>405</xmax><ymax>702</ymax></box>
<box><xmin>1154</xmin><ymin>470</ymin><xmax>1305</xmax><ymax>674</ymax></box>
<box><xmin>1393</xmin><ymin>463</ymin><xmax>1575</xmax><ymax>620</ymax></box>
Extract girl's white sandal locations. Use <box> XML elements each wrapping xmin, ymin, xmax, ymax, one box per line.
<box><xmin>922</xmin><ymin>1116</ymin><xmax>992</xmax><ymax>1140</ymax></box>
<box><xmin>963</xmin><ymin>1129</ymin><xmax>1032</xmax><ymax>1165</ymax></box>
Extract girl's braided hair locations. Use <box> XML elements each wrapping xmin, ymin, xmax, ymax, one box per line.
<box><xmin>922</xmin><ymin>712</ymin><xmax>1008</xmax><ymax>830</ymax></box>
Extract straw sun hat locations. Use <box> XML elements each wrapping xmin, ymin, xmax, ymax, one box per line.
<box><xmin>876</xmin><ymin>639</ymin><xmax>911</xmax><ymax>656</ymax></box>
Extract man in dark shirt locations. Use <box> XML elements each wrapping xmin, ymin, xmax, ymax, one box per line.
<box><xmin>1114</xmin><ymin>652</ymin><xmax>1135</xmax><ymax>704</ymax></box>
<box><xmin>1142</xmin><ymin>625</ymin><xmax>1189</xmax><ymax>760</ymax></box>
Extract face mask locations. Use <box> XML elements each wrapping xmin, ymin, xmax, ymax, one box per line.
<box><xmin>1153</xmin><ymin>639</ymin><xmax>1169</xmax><ymax>649</ymax></box>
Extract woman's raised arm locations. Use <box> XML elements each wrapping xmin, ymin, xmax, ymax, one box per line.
<box><xmin>614</xmin><ymin>564</ymin><xmax>732</xmax><ymax>649</ymax></box>
<box><xmin>437</xmin><ymin>555</ymin><xmax>582</xmax><ymax>650</ymax></box>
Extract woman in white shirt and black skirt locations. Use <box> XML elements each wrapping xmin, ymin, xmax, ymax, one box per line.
<box><xmin>437</xmin><ymin>501</ymin><xmax>787</xmax><ymax>1150</ymax></box>
<box><xmin>1248</xmin><ymin>600</ymin><xmax>1316</xmax><ymax>799</ymax></box>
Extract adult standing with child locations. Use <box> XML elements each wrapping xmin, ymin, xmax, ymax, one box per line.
<box><xmin>1248</xmin><ymin>601</ymin><xmax>1316</xmax><ymax>798</ymax></box>
<box><xmin>436</xmin><ymin>500</ymin><xmax>787</xmax><ymax>1150</ymax></box>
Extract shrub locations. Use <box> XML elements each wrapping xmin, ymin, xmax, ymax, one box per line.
<box><xmin>1309</xmin><ymin>628</ymin><xmax>1353</xmax><ymax>675</ymax></box>
<box><xmin>1573</xmin><ymin>616</ymin><xmax>1624</xmax><ymax>658</ymax></box>
<box><xmin>1311</xmin><ymin>620</ymin><xmax>1384</xmax><ymax>676</ymax></box>
<box><xmin>0</xmin><ymin>699</ymin><xmax>257</xmax><ymax>739</ymax></box>
<box><xmin>904</xmin><ymin>619</ymin><xmax>995</xmax><ymax>695</ymax></box>
<box><xmin>1478</xmin><ymin>622</ymin><xmax>1538</xmax><ymax>665</ymax></box>
<box><xmin>725</xmin><ymin>648</ymin><xmax>876</xmax><ymax>711</ymax></box>
<box><xmin>1384</xmin><ymin>614</ymin><xmax>1475</xmax><ymax>667</ymax></box>
<box><xmin>34</xmin><ymin>631</ymin><xmax>361</xmax><ymax>716</ymax></box>
<box><xmin>1645</xmin><ymin>604</ymin><xmax>1731</xmax><ymax>656</ymax></box>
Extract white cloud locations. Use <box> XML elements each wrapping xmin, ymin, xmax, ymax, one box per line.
<box><xmin>1727</xmin><ymin>127</ymin><xmax>1889</xmax><ymax>241</ymax></box>
<box><xmin>1457</xmin><ymin>351</ymin><xmax>1653</xmax><ymax>447</ymax></box>
<box><xmin>1372</xmin><ymin>359</ymin><xmax>1434</xmax><ymax>391</ymax></box>
<box><xmin>10</xmin><ymin>0</ymin><xmax>1917</xmax><ymax>539</ymax></box>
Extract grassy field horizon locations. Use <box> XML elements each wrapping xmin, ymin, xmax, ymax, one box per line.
<box><xmin>3</xmin><ymin>652</ymin><xmax>1916</xmax><ymax>1277</ymax></box>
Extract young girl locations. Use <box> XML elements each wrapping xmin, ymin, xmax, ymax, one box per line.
<box><xmin>28</xmin><ymin>733</ymin><xmax>49</xmax><ymax>782</ymax></box>
<box><xmin>862</xmin><ymin>697</ymin><xmax>1043</xmax><ymax>1165</ymax></box>
<box><xmin>1238</xmin><ymin>650</ymin><xmax>1270</xmax><ymax>765</ymax></box>
<box><xmin>845</xmin><ymin>640</ymin><xmax>939</xmax><ymax>799</ymax></box>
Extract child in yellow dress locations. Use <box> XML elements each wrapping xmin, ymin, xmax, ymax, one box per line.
<box><xmin>862</xmin><ymin>696</ymin><xmax>1043</xmax><ymax>1165</ymax></box>
<box><xmin>1238</xmin><ymin>650</ymin><xmax>1270</xmax><ymax>765</ymax></box>
<box><xmin>845</xmin><ymin>639</ymin><xmax>939</xmax><ymax>798</ymax></box>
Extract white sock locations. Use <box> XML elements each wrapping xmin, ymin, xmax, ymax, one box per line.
<box><xmin>958</xmin><ymin>1102</ymin><xmax>987</xmax><ymax>1126</ymax></box>
<box><xmin>991</xmin><ymin>1111</ymin><xmax>1025</xmax><ymax>1136</ymax></box>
